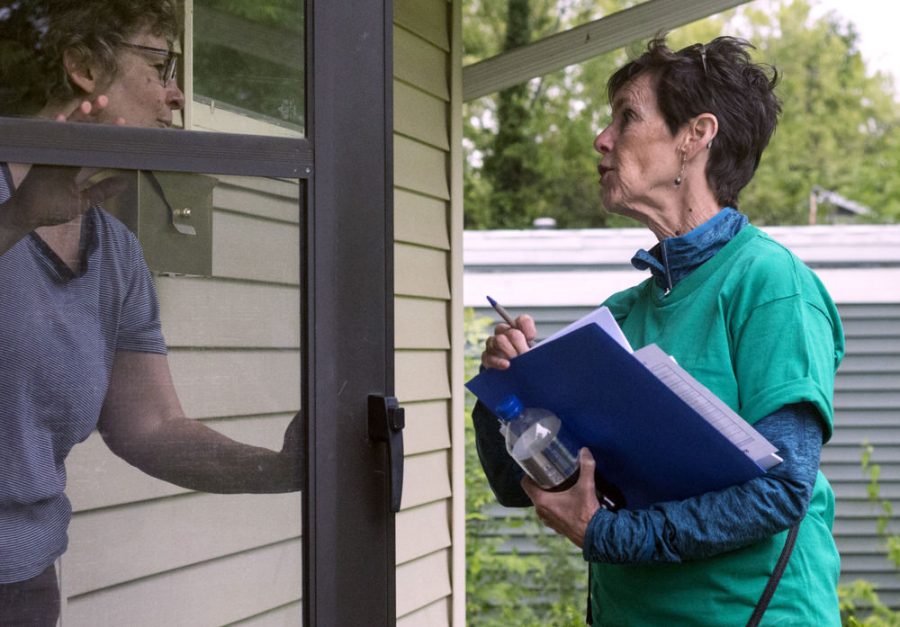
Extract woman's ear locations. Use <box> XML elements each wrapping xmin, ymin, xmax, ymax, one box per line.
<box><xmin>688</xmin><ymin>113</ymin><xmax>718</xmax><ymax>156</ymax></box>
<box><xmin>63</xmin><ymin>47</ymin><xmax>101</xmax><ymax>95</ymax></box>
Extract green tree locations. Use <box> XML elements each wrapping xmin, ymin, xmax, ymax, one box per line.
<box><xmin>737</xmin><ymin>1</ymin><xmax>900</xmax><ymax>224</ymax></box>
<box><xmin>464</xmin><ymin>0</ymin><xmax>638</xmax><ymax>229</ymax></box>
<box><xmin>463</xmin><ymin>0</ymin><xmax>900</xmax><ymax>229</ymax></box>
<box><xmin>478</xmin><ymin>0</ymin><xmax>539</xmax><ymax>229</ymax></box>
<box><xmin>193</xmin><ymin>0</ymin><xmax>304</xmax><ymax>126</ymax></box>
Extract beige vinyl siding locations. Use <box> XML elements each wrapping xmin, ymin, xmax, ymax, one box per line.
<box><xmin>394</xmin><ymin>0</ymin><xmax>460</xmax><ymax>623</ymax></box>
<box><xmin>64</xmin><ymin>540</ymin><xmax>302</xmax><ymax>626</ymax></box>
<box><xmin>397</xmin><ymin>599</ymin><xmax>453</xmax><ymax>627</ymax></box>
<box><xmin>61</xmin><ymin>174</ymin><xmax>303</xmax><ymax>625</ymax></box>
<box><xmin>395</xmin><ymin>190</ymin><xmax>451</xmax><ymax>250</ymax></box>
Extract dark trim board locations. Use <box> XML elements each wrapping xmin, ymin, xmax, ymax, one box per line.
<box><xmin>0</xmin><ymin>118</ymin><xmax>311</xmax><ymax>178</ymax></box>
<box><xmin>303</xmin><ymin>0</ymin><xmax>397</xmax><ymax>625</ymax></box>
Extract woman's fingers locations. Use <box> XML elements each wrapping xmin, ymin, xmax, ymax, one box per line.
<box><xmin>481</xmin><ymin>318</ymin><xmax>537</xmax><ymax>370</ymax></box>
<box><xmin>56</xmin><ymin>99</ymin><xmax>92</xmax><ymax>122</ymax></box>
<box><xmin>56</xmin><ymin>95</ymin><xmax>110</xmax><ymax>123</ymax></box>
<box><xmin>514</xmin><ymin>315</ymin><xmax>538</xmax><ymax>345</ymax></box>
<box><xmin>493</xmin><ymin>328</ymin><xmax>528</xmax><ymax>356</ymax></box>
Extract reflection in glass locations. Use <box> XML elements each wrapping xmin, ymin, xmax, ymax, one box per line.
<box><xmin>1</xmin><ymin>3</ymin><xmax>304</xmax><ymax>621</ymax></box>
<box><xmin>0</xmin><ymin>0</ymin><xmax>186</xmax><ymax>126</ymax></box>
<box><xmin>193</xmin><ymin>0</ymin><xmax>304</xmax><ymax>134</ymax></box>
<box><xmin>0</xmin><ymin>161</ymin><xmax>304</xmax><ymax>625</ymax></box>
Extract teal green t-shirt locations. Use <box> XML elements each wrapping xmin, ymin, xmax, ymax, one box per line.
<box><xmin>591</xmin><ymin>225</ymin><xmax>844</xmax><ymax>626</ymax></box>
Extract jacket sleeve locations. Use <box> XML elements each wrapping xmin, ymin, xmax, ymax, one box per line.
<box><xmin>582</xmin><ymin>402</ymin><xmax>823</xmax><ymax>563</ymax></box>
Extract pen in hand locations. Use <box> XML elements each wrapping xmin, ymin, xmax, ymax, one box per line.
<box><xmin>486</xmin><ymin>295</ymin><xmax>516</xmax><ymax>327</ymax></box>
<box><xmin>486</xmin><ymin>295</ymin><xmax>535</xmax><ymax>347</ymax></box>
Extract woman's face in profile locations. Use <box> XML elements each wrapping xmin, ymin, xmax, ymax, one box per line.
<box><xmin>593</xmin><ymin>73</ymin><xmax>682</xmax><ymax>223</ymax></box>
<box><xmin>91</xmin><ymin>27</ymin><xmax>185</xmax><ymax>128</ymax></box>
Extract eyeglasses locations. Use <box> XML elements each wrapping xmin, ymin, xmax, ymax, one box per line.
<box><xmin>119</xmin><ymin>42</ymin><xmax>179</xmax><ymax>85</ymax></box>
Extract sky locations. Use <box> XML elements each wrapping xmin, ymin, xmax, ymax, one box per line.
<box><xmin>812</xmin><ymin>0</ymin><xmax>900</xmax><ymax>93</ymax></box>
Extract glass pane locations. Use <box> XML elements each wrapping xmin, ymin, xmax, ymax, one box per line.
<box><xmin>0</xmin><ymin>1</ymin><xmax>187</xmax><ymax>127</ymax></box>
<box><xmin>191</xmin><ymin>0</ymin><xmax>305</xmax><ymax>137</ymax></box>
<box><xmin>0</xmin><ymin>1</ymin><xmax>305</xmax><ymax>137</ymax></box>
<box><xmin>0</xmin><ymin>160</ymin><xmax>304</xmax><ymax>625</ymax></box>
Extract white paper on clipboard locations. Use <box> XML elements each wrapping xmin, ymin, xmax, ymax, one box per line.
<box><xmin>541</xmin><ymin>306</ymin><xmax>633</xmax><ymax>353</ymax></box>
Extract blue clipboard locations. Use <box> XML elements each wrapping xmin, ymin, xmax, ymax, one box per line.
<box><xmin>466</xmin><ymin>324</ymin><xmax>765</xmax><ymax>509</ymax></box>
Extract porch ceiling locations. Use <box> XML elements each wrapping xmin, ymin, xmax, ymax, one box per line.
<box><xmin>462</xmin><ymin>0</ymin><xmax>752</xmax><ymax>101</ymax></box>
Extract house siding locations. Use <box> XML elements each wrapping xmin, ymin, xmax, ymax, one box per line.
<box><xmin>61</xmin><ymin>174</ymin><xmax>303</xmax><ymax>625</ymax></box>
<box><xmin>394</xmin><ymin>0</ymin><xmax>460</xmax><ymax>623</ymax></box>
<box><xmin>829</xmin><ymin>303</ymin><xmax>900</xmax><ymax>608</ymax></box>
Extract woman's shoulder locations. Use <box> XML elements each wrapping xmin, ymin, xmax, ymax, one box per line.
<box><xmin>90</xmin><ymin>207</ymin><xmax>150</xmax><ymax>271</ymax></box>
<box><xmin>726</xmin><ymin>225</ymin><xmax>836</xmax><ymax>308</ymax></box>
<box><xmin>738</xmin><ymin>224</ymin><xmax>797</xmax><ymax>261</ymax></box>
<box><xmin>730</xmin><ymin>225</ymin><xmax>811</xmax><ymax>281</ymax></box>
<box><xmin>601</xmin><ymin>278</ymin><xmax>654</xmax><ymax>319</ymax></box>
<box><xmin>92</xmin><ymin>207</ymin><xmax>142</xmax><ymax>246</ymax></box>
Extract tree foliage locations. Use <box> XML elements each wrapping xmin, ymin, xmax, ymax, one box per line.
<box><xmin>193</xmin><ymin>0</ymin><xmax>304</xmax><ymax>126</ymax></box>
<box><xmin>463</xmin><ymin>0</ymin><xmax>900</xmax><ymax>229</ymax></box>
<box><xmin>479</xmin><ymin>0</ymin><xmax>541</xmax><ymax>228</ymax></box>
<box><xmin>738</xmin><ymin>1</ymin><xmax>900</xmax><ymax>224</ymax></box>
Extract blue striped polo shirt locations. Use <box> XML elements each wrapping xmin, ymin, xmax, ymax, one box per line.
<box><xmin>0</xmin><ymin>164</ymin><xmax>167</xmax><ymax>583</ymax></box>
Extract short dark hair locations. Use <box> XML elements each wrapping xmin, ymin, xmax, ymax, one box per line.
<box><xmin>0</xmin><ymin>0</ymin><xmax>178</xmax><ymax>115</ymax></box>
<box><xmin>607</xmin><ymin>35</ymin><xmax>781</xmax><ymax>208</ymax></box>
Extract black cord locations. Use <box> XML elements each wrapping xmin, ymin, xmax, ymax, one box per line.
<box><xmin>746</xmin><ymin>524</ymin><xmax>800</xmax><ymax>627</ymax></box>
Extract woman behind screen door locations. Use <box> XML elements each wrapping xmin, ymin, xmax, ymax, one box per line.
<box><xmin>0</xmin><ymin>2</ymin><xmax>302</xmax><ymax>624</ymax></box>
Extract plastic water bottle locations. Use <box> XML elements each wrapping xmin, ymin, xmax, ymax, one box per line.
<box><xmin>493</xmin><ymin>395</ymin><xmax>580</xmax><ymax>491</ymax></box>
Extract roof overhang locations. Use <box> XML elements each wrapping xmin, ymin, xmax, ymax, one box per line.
<box><xmin>463</xmin><ymin>0</ymin><xmax>753</xmax><ymax>102</ymax></box>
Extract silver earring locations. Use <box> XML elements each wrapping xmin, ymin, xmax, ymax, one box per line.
<box><xmin>674</xmin><ymin>150</ymin><xmax>686</xmax><ymax>186</ymax></box>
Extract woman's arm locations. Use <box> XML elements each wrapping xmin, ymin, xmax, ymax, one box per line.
<box><xmin>579</xmin><ymin>403</ymin><xmax>823</xmax><ymax>563</ymax></box>
<box><xmin>98</xmin><ymin>350</ymin><xmax>302</xmax><ymax>493</ymax></box>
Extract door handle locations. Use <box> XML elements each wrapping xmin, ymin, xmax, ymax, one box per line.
<box><xmin>368</xmin><ymin>395</ymin><xmax>405</xmax><ymax>512</ymax></box>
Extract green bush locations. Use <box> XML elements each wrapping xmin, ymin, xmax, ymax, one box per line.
<box><xmin>839</xmin><ymin>444</ymin><xmax>900</xmax><ymax>626</ymax></box>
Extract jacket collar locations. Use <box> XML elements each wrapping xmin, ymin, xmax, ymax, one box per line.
<box><xmin>631</xmin><ymin>207</ymin><xmax>748</xmax><ymax>294</ymax></box>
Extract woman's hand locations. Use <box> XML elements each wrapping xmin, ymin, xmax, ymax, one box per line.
<box><xmin>0</xmin><ymin>96</ymin><xmax>127</xmax><ymax>240</ymax></box>
<box><xmin>3</xmin><ymin>165</ymin><xmax>126</xmax><ymax>234</ymax></box>
<box><xmin>481</xmin><ymin>314</ymin><xmax>537</xmax><ymax>370</ymax></box>
<box><xmin>521</xmin><ymin>448</ymin><xmax>602</xmax><ymax>548</ymax></box>
<box><xmin>279</xmin><ymin>410</ymin><xmax>305</xmax><ymax>490</ymax></box>
<box><xmin>52</xmin><ymin>94</ymin><xmax>126</xmax><ymax>125</ymax></box>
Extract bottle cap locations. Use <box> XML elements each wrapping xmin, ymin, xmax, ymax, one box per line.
<box><xmin>493</xmin><ymin>395</ymin><xmax>523</xmax><ymax>421</ymax></box>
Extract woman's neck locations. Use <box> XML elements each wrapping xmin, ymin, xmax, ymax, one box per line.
<box><xmin>645</xmin><ymin>182</ymin><xmax>722</xmax><ymax>241</ymax></box>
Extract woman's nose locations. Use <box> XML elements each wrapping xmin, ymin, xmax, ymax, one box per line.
<box><xmin>594</xmin><ymin>126</ymin><xmax>613</xmax><ymax>154</ymax></box>
<box><xmin>167</xmin><ymin>81</ymin><xmax>186</xmax><ymax>111</ymax></box>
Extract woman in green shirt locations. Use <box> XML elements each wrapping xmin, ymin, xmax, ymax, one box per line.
<box><xmin>475</xmin><ymin>35</ymin><xmax>843</xmax><ymax>626</ymax></box>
